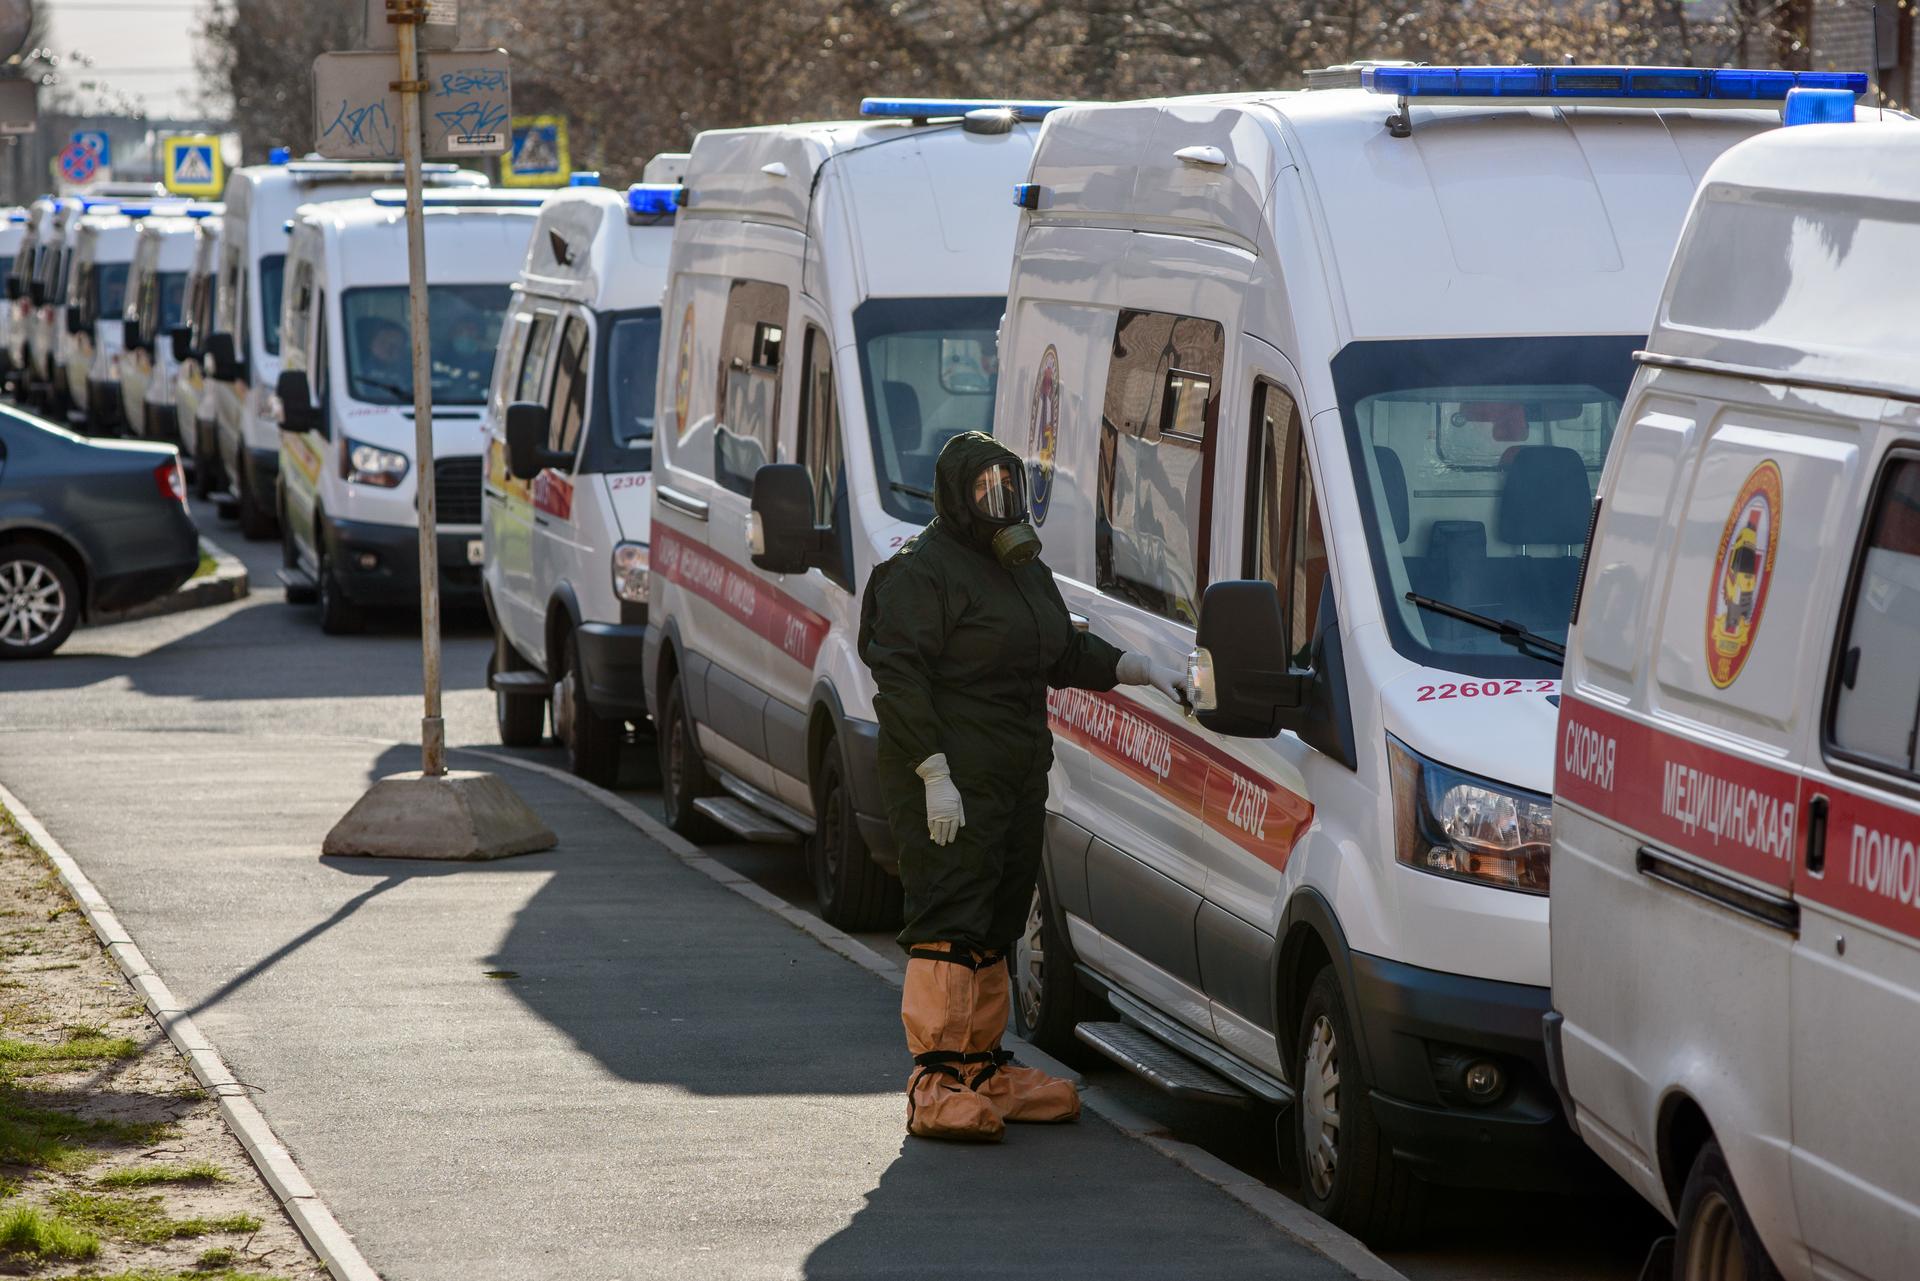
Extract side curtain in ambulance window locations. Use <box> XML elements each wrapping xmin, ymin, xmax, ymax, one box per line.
<box><xmin>797</xmin><ymin>324</ymin><xmax>851</xmax><ymax>590</ymax></box>
<box><xmin>514</xmin><ymin>311</ymin><xmax>557</xmax><ymax>404</ymax></box>
<box><xmin>1245</xmin><ymin>378</ymin><xmax>1326</xmax><ymax>663</ymax></box>
<box><xmin>285</xmin><ymin>261</ymin><xmax>314</xmax><ymax>366</ymax></box>
<box><xmin>1095</xmin><ymin>309</ymin><xmax>1223</xmax><ymax>625</ymax></box>
<box><xmin>1829</xmin><ymin>454</ymin><xmax>1920</xmax><ymax>778</ymax></box>
<box><xmin>546</xmin><ymin>315</ymin><xmax>590</xmax><ymax>458</ymax></box>
<box><xmin>713</xmin><ymin>278</ymin><xmax>788</xmax><ymax>496</ymax></box>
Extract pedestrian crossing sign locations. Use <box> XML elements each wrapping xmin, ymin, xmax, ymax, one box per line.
<box><xmin>163</xmin><ymin>134</ymin><xmax>224</xmax><ymax>198</ymax></box>
<box><xmin>501</xmin><ymin>115</ymin><xmax>570</xmax><ymax>188</ymax></box>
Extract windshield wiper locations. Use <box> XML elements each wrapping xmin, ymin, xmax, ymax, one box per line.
<box><xmin>358</xmin><ymin>377</ymin><xmax>410</xmax><ymax>401</ymax></box>
<box><xmin>1404</xmin><ymin>591</ymin><xmax>1566</xmax><ymax>662</ymax></box>
<box><xmin>890</xmin><ymin>481</ymin><xmax>934</xmax><ymax>502</ymax></box>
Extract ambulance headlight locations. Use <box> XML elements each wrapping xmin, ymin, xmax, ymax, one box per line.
<box><xmin>612</xmin><ymin>541</ymin><xmax>649</xmax><ymax>604</ymax></box>
<box><xmin>1389</xmin><ymin>737</ymin><xmax>1550</xmax><ymax>895</ymax></box>
<box><xmin>342</xmin><ymin>437</ymin><xmax>409</xmax><ymax>488</ymax></box>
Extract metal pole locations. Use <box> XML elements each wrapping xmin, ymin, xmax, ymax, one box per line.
<box><xmin>392</xmin><ymin>0</ymin><xmax>445</xmax><ymax>776</ymax></box>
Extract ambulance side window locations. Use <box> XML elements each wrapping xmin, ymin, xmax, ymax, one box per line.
<box><xmin>712</xmin><ymin>278</ymin><xmax>788</xmax><ymax>496</ymax></box>
<box><xmin>797</xmin><ymin>326</ymin><xmax>842</xmax><ymax>527</ymax></box>
<box><xmin>514</xmin><ymin>312</ymin><xmax>556</xmax><ymax>403</ymax></box>
<box><xmin>1095</xmin><ymin>309</ymin><xmax>1223</xmax><ymax>625</ymax></box>
<box><xmin>1829</xmin><ymin>454</ymin><xmax>1920</xmax><ymax>777</ymax></box>
<box><xmin>547</xmin><ymin>316</ymin><xmax>590</xmax><ymax>459</ymax></box>
<box><xmin>1246</xmin><ymin>379</ymin><xmax>1325</xmax><ymax>662</ymax></box>
<box><xmin>312</xmin><ymin>292</ymin><xmax>329</xmax><ymax>424</ymax></box>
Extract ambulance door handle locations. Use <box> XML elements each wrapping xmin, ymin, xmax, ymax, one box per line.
<box><xmin>1069</xmin><ymin>612</ymin><xmax>1089</xmax><ymax>633</ymax></box>
<box><xmin>1804</xmin><ymin>793</ymin><xmax>1829</xmax><ymax>877</ymax></box>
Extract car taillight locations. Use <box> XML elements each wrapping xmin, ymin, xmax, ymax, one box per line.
<box><xmin>155</xmin><ymin>457</ymin><xmax>186</xmax><ymax>504</ymax></box>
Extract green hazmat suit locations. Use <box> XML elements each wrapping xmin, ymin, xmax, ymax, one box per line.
<box><xmin>861</xmin><ymin>431</ymin><xmax>1125</xmax><ymax>951</ymax></box>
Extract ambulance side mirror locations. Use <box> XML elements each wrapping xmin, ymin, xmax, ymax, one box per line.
<box><xmin>749</xmin><ymin>463</ymin><xmax>840</xmax><ymax>577</ymax></box>
<box><xmin>170</xmin><ymin>326</ymin><xmax>193</xmax><ymax>363</ymax></box>
<box><xmin>65</xmin><ymin>307</ymin><xmax>85</xmax><ymax>336</ymax></box>
<box><xmin>204</xmin><ymin>332</ymin><xmax>241</xmax><ymax>382</ymax></box>
<box><xmin>4</xmin><ymin>277</ymin><xmax>18</xmax><ymax>301</ymax></box>
<box><xmin>505</xmin><ymin>401</ymin><xmax>570</xmax><ymax>479</ymax></box>
<box><xmin>1189</xmin><ymin>580</ymin><xmax>1307</xmax><ymax>739</ymax></box>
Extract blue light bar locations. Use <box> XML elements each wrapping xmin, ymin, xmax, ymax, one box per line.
<box><xmin>1784</xmin><ymin>86</ymin><xmax>1856</xmax><ymax>125</ymax></box>
<box><xmin>860</xmin><ymin>98</ymin><xmax>1071</xmax><ymax>122</ymax></box>
<box><xmin>568</xmin><ymin>171</ymin><xmax>600</xmax><ymax>187</ymax></box>
<box><xmin>268</xmin><ymin>146</ymin><xmax>290</xmax><ymax>165</ymax></box>
<box><xmin>626</xmin><ymin>183</ymin><xmax>682</xmax><ymax>217</ymax></box>
<box><xmin>7</xmin><ymin>212</ymin><xmax>25</xmax><ymax>223</ymax></box>
<box><xmin>183</xmin><ymin>207</ymin><xmax>215</xmax><ymax>219</ymax></box>
<box><xmin>1360</xmin><ymin>65</ymin><xmax>1869</xmax><ymax>103</ymax></box>
<box><xmin>118</xmin><ymin>206</ymin><xmax>152</xmax><ymax>218</ymax></box>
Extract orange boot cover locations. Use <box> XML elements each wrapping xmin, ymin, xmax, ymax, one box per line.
<box><xmin>969</xmin><ymin>955</ymin><xmax>1081</xmax><ymax>1123</ymax></box>
<box><xmin>901</xmin><ymin>944</ymin><xmax>1005</xmax><ymax>1142</ymax></box>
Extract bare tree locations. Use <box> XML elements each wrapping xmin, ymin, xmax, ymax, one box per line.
<box><xmin>199</xmin><ymin>0</ymin><xmax>356</xmax><ymax>160</ymax></box>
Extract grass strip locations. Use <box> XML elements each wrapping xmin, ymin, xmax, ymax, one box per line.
<box><xmin>0</xmin><ymin>1033</ymin><xmax>141</xmax><ymax>1064</ymax></box>
<box><xmin>0</xmin><ymin>1087</ymin><xmax>175</xmax><ymax>1171</ymax></box>
<box><xmin>0</xmin><ymin>1202</ymin><xmax>100</xmax><ymax>1261</ymax></box>
<box><xmin>97</xmin><ymin>1160</ymin><xmax>230</xmax><ymax>1188</ymax></box>
<box><xmin>50</xmin><ymin>1189</ymin><xmax>261</xmax><ymax>1243</ymax></box>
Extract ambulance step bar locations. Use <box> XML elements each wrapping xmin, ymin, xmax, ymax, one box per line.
<box><xmin>692</xmin><ymin>796</ymin><xmax>802</xmax><ymax>844</ymax></box>
<box><xmin>1077</xmin><ymin>974</ymin><xmax>1294</xmax><ymax>1109</ymax></box>
<box><xmin>275</xmin><ymin>567</ymin><xmax>317</xmax><ymax>604</ymax></box>
<box><xmin>487</xmin><ymin>669</ymin><xmax>547</xmax><ymax>696</ymax></box>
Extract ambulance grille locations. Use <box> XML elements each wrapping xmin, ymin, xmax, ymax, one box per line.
<box><xmin>434</xmin><ymin>455</ymin><xmax>483</xmax><ymax>526</ymax></box>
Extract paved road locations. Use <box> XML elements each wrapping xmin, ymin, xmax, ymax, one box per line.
<box><xmin>3</xmin><ymin>491</ymin><xmax>1669</xmax><ymax>1279</ymax></box>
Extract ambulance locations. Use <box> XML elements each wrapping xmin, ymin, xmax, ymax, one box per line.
<box><xmin>274</xmin><ymin>188</ymin><xmax>540</xmax><ymax>634</ymax></box>
<box><xmin>118</xmin><ymin>208</ymin><xmax>214</xmax><ymax>441</ymax></box>
<box><xmin>175</xmin><ymin>214</ymin><xmax>223</xmax><ymax>493</ymax></box>
<box><xmin>482</xmin><ymin>162</ymin><xmax>684</xmax><ymax>784</ymax></box>
<box><xmin>0</xmin><ymin>208</ymin><xmax>28</xmax><ymax>389</ymax></box>
<box><xmin>970</xmin><ymin>65</ymin><xmax>1865</xmax><ymax>1242</ymax></box>
<box><xmin>62</xmin><ymin>205</ymin><xmax>148</xmax><ymax>431</ymax></box>
<box><xmin>26</xmin><ymin>198</ymin><xmax>91</xmax><ymax>416</ymax></box>
<box><xmin>4</xmin><ymin>199</ymin><xmax>52</xmax><ymax>394</ymax></box>
<box><xmin>646</xmin><ymin>99</ymin><xmax>1057</xmax><ymax>929</ymax></box>
<box><xmin>1549</xmin><ymin>115</ymin><xmax>1920</xmax><ymax>1281</ymax></box>
<box><xmin>205</xmin><ymin>154</ymin><xmax>487</xmax><ymax>539</ymax></box>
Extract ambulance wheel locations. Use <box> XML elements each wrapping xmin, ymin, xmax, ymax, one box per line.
<box><xmin>1292</xmin><ymin>967</ymin><xmax>1424</xmax><ymax>1244</ymax></box>
<box><xmin>316</xmin><ymin>536</ymin><xmax>364</xmax><ymax>636</ymax></box>
<box><xmin>237</xmin><ymin>464</ymin><xmax>276</xmax><ymax>541</ymax></box>
<box><xmin>192</xmin><ymin>427</ymin><xmax>222</xmax><ymax>500</ymax></box>
<box><xmin>658</xmin><ymin>674</ymin><xmax>720</xmax><ymax>841</ymax></box>
<box><xmin>1013</xmin><ymin>876</ymin><xmax>1100</xmax><ymax>1056</ymax></box>
<box><xmin>490</xmin><ymin>627</ymin><xmax>545</xmax><ymax>748</ymax></box>
<box><xmin>1674</xmin><ymin>1140</ymin><xmax>1782</xmax><ymax>1281</ymax></box>
<box><xmin>280</xmin><ymin>489</ymin><xmax>316</xmax><ymax>604</ymax></box>
<box><xmin>558</xmin><ymin>631</ymin><xmax>621</xmax><ymax>786</ymax></box>
<box><xmin>808</xmin><ymin>739</ymin><xmax>900</xmax><ymax>931</ymax></box>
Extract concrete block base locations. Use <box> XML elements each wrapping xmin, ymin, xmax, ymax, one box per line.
<box><xmin>321</xmin><ymin>771</ymin><xmax>557</xmax><ymax>861</ymax></box>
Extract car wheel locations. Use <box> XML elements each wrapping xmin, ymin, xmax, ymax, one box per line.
<box><xmin>280</xmin><ymin>487</ymin><xmax>317</xmax><ymax>604</ymax></box>
<box><xmin>657</xmin><ymin>673</ymin><xmax>720</xmax><ymax>841</ymax></box>
<box><xmin>1012</xmin><ymin>876</ymin><xmax>1101</xmax><ymax>1055</ymax></box>
<box><xmin>556</xmin><ymin>630</ymin><xmax>621</xmax><ymax>786</ymax></box>
<box><xmin>807</xmin><ymin>740</ymin><xmax>901</xmax><ymax>931</ymax></box>
<box><xmin>237</xmin><ymin>462</ymin><xmax>276</xmax><ymax>541</ymax></box>
<box><xmin>192</xmin><ymin>426</ymin><xmax>221</xmax><ymax>500</ymax></box>
<box><xmin>490</xmin><ymin>627</ymin><xmax>545</xmax><ymax>748</ymax></box>
<box><xmin>1292</xmin><ymin>966</ymin><xmax>1424</xmax><ymax>1244</ymax></box>
<box><xmin>1674</xmin><ymin>1140</ymin><xmax>1782</xmax><ymax>1281</ymax></box>
<box><xmin>0</xmin><ymin>545</ymin><xmax>79</xmax><ymax>660</ymax></box>
<box><xmin>316</xmin><ymin>535</ymin><xmax>364</xmax><ymax>636</ymax></box>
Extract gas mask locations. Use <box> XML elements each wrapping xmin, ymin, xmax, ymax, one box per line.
<box><xmin>970</xmin><ymin>460</ymin><xmax>1042</xmax><ymax>568</ymax></box>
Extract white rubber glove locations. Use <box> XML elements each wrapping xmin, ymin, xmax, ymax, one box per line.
<box><xmin>1116</xmin><ymin>651</ymin><xmax>1191</xmax><ymax>710</ymax></box>
<box><xmin>915</xmin><ymin>753</ymin><xmax>966</xmax><ymax>847</ymax></box>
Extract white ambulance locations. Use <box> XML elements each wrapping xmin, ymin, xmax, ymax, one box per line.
<box><xmin>1550</xmin><ymin>115</ymin><xmax>1920</xmax><ymax>1281</ymax></box>
<box><xmin>4</xmin><ymin>199</ymin><xmax>52</xmax><ymax>394</ymax></box>
<box><xmin>27</xmin><ymin>198</ymin><xmax>92</xmax><ymax>416</ymax></box>
<box><xmin>647</xmin><ymin>99</ymin><xmax>1061</xmax><ymax>928</ymax></box>
<box><xmin>62</xmin><ymin>206</ymin><xmax>146</xmax><ymax>431</ymax></box>
<box><xmin>205</xmin><ymin>155</ymin><xmax>488</xmax><ymax>539</ymax></box>
<box><xmin>274</xmin><ymin>188</ymin><xmax>539</xmax><ymax>634</ymax></box>
<box><xmin>0</xmin><ymin>208</ymin><xmax>27</xmax><ymax>390</ymax></box>
<box><xmin>118</xmin><ymin>209</ymin><xmax>213</xmax><ymax>442</ymax></box>
<box><xmin>175</xmin><ymin>214</ymin><xmax>224</xmax><ymax>493</ymax></box>
<box><xmin>482</xmin><ymin>164</ymin><xmax>683</xmax><ymax>784</ymax></box>
<box><xmin>978</xmin><ymin>65</ymin><xmax>1866</xmax><ymax>1242</ymax></box>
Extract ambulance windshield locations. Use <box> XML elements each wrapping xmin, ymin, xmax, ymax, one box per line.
<box><xmin>853</xmin><ymin>295</ymin><xmax>1004</xmax><ymax>522</ymax></box>
<box><xmin>342</xmin><ymin>283</ymin><xmax>511</xmax><ymax>406</ymax></box>
<box><xmin>1333</xmin><ymin>335</ymin><xmax>1640</xmax><ymax>678</ymax></box>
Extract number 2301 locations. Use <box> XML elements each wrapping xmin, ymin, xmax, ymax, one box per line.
<box><xmin>1416</xmin><ymin>679</ymin><xmax>1556</xmax><ymax>702</ymax></box>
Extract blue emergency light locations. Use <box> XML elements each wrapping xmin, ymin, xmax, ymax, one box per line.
<box><xmin>7</xmin><ymin>212</ymin><xmax>25</xmax><ymax>223</ymax></box>
<box><xmin>860</xmin><ymin>98</ymin><xmax>1072</xmax><ymax>122</ymax></box>
<box><xmin>268</xmin><ymin>146</ymin><xmax>290</xmax><ymax>165</ymax></box>
<box><xmin>117</xmin><ymin>206</ymin><xmax>152</xmax><ymax>218</ymax></box>
<box><xmin>569</xmin><ymin>171</ymin><xmax>600</xmax><ymax>187</ymax></box>
<box><xmin>1784</xmin><ymin>86</ymin><xmax>1856</xmax><ymax>125</ymax></box>
<box><xmin>626</xmin><ymin>183</ymin><xmax>682</xmax><ymax>216</ymax></box>
<box><xmin>1012</xmin><ymin>183</ymin><xmax>1042</xmax><ymax>210</ymax></box>
<box><xmin>183</xmin><ymin>207</ymin><xmax>215</xmax><ymax>219</ymax></box>
<box><xmin>1360</xmin><ymin>65</ymin><xmax>1869</xmax><ymax>102</ymax></box>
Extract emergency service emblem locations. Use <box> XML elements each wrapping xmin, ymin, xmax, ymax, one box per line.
<box><xmin>1027</xmin><ymin>344</ymin><xmax>1060</xmax><ymax>525</ymax></box>
<box><xmin>1705</xmin><ymin>459</ymin><xmax>1783</xmax><ymax>689</ymax></box>
<box><xmin>673</xmin><ymin>303</ymin><xmax>694</xmax><ymax>439</ymax></box>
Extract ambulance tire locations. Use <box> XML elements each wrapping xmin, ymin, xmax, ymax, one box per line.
<box><xmin>1011</xmin><ymin>876</ymin><xmax>1100</xmax><ymax>1057</ymax></box>
<box><xmin>1292</xmin><ymin>967</ymin><xmax>1424</xmax><ymax>1245</ymax></box>
<box><xmin>490</xmin><ymin>627</ymin><xmax>545</xmax><ymax>748</ymax></box>
<box><xmin>316</xmin><ymin>536</ymin><xmax>364</xmax><ymax>636</ymax></box>
<box><xmin>807</xmin><ymin>738</ymin><xmax>901</xmax><ymax>932</ymax></box>
<box><xmin>561</xmin><ymin>631</ymin><xmax>621</xmax><ymax>786</ymax></box>
<box><xmin>237</xmin><ymin>465</ymin><xmax>275</xmax><ymax>541</ymax></box>
<box><xmin>1674</xmin><ymin>1140</ymin><xmax>1782</xmax><ymax>1281</ymax></box>
<box><xmin>280</xmin><ymin>488</ymin><xmax>317</xmax><ymax>604</ymax></box>
<box><xmin>658</xmin><ymin>674</ymin><xmax>720</xmax><ymax>841</ymax></box>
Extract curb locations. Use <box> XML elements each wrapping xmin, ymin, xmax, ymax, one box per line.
<box><xmin>0</xmin><ymin>781</ymin><xmax>379</xmax><ymax>1281</ymax></box>
<box><xmin>91</xmin><ymin>533</ymin><xmax>250</xmax><ymax>629</ymax></box>
<box><xmin>456</xmin><ymin>746</ymin><xmax>1410</xmax><ymax>1281</ymax></box>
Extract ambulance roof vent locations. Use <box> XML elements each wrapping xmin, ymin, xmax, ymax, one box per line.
<box><xmin>858</xmin><ymin>98</ymin><xmax>1073</xmax><ymax>125</ymax></box>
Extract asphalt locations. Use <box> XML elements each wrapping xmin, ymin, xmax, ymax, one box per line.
<box><xmin>0</xmin><ymin>499</ymin><xmax>1360</xmax><ymax>1279</ymax></box>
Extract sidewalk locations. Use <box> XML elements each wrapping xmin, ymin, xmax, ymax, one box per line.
<box><xmin>0</xmin><ymin>728</ymin><xmax>1356</xmax><ymax>1280</ymax></box>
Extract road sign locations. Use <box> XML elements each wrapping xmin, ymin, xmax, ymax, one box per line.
<box><xmin>163</xmin><ymin>134</ymin><xmax>224</xmax><ymax>198</ymax></box>
<box><xmin>0</xmin><ymin>80</ymin><xmax>36</xmax><ymax>135</ymax></box>
<box><xmin>501</xmin><ymin>114</ymin><xmax>568</xmax><ymax>187</ymax></box>
<box><xmin>71</xmin><ymin>128</ymin><xmax>110</xmax><ymax>169</ymax></box>
<box><xmin>312</xmin><ymin>48</ymin><xmax>510</xmax><ymax>160</ymax></box>
<box><xmin>57</xmin><ymin>141</ymin><xmax>98</xmax><ymax>186</ymax></box>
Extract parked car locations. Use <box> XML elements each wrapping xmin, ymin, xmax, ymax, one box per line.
<box><xmin>1549</xmin><ymin>111</ymin><xmax>1920</xmax><ymax>1281</ymax></box>
<box><xmin>968</xmin><ymin>64</ymin><xmax>1859</xmax><ymax>1243</ymax></box>
<box><xmin>0</xmin><ymin>405</ymin><xmax>197</xmax><ymax>657</ymax></box>
<box><xmin>483</xmin><ymin>161</ymin><xmax>684</xmax><ymax>783</ymax></box>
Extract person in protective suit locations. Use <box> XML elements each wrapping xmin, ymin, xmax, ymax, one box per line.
<box><xmin>861</xmin><ymin>431</ymin><xmax>1188</xmax><ymax>1142</ymax></box>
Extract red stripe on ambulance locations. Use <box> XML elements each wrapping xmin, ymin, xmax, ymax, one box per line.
<box><xmin>1047</xmin><ymin>688</ymin><xmax>1313</xmax><ymax>871</ymax></box>
<box><xmin>651</xmin><ymin>525</ymin><xmax>829</xmax><ymax>667</ymax></box>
